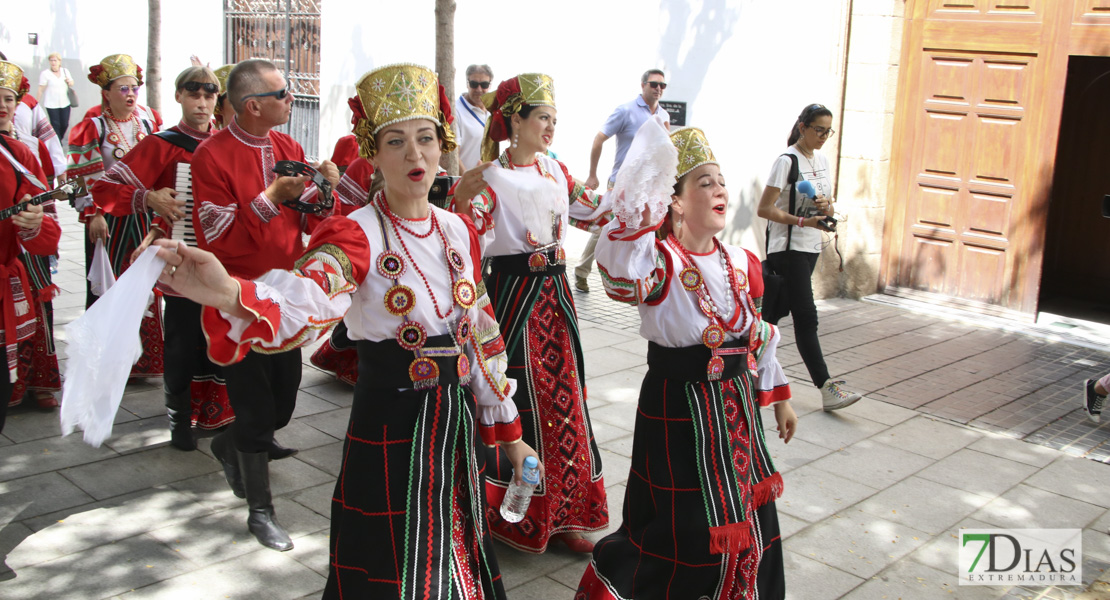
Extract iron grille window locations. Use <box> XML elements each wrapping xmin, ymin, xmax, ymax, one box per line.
<box><xmin>224</xmin><ymin>0</ymin><xmax>321</xmax><ymax>160</ymax></box>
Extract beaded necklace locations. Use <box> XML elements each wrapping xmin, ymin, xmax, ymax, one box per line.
<box><xmin>665</xmin><ymin>234</ymin><xmax>759</xmax><ymax>380</ymax></box>
<box><xmin>104</xmin><ymin>107</ymin><xmax>144</xmax><ymax>160</ymax></box>
<box><xmin>373</xmin><ymin>192</ymin><xmax>478</xmax><ymax>389</ymax></box>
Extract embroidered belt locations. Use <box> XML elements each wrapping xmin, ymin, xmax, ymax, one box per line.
<box><xmin>489</xmin><ymin>249</ymin><xmax>566</xmax><ymax>276</ymax></box>
<box><xmin>356</xmin><ymin>335</ymin><xmax>465</xmax><ymax>390</ymax></box>
<box><xmin>646</xmin><ymin>339</ymin><xmax>749</xmax><ymax>382</ymax></box>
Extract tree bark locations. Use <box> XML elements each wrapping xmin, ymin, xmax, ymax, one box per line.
<box><xmin>435</xmin><ymin>0</ymin><xmax>459</xmax><ymax>175</ymax></box>
<box><xmin>146</xmin><ymin>0</ymin><xmax>162</xmax><ymax>112</ymax></box>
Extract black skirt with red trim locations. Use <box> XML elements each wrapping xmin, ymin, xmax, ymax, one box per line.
<box><xmin>322</xmin><ymin>337</ymin><xmax>507</xmax><ymax>600</ymax></box>
<box><xmin>575</xmin><ymin>342</ymin><xmax>785</xmax><ymax>600</ymax></box>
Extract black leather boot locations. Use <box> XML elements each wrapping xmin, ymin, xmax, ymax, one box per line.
<box><xmin>239</xmin><ymin>450</ymin><xmax>293</xmax><ymax>551</ymax></box>
<box><xmin>210</xmin><ymin>431</ymin><xmax>245</xmax><ymax>498</ymax></box>
<box><xmin>164</xmin><ymin>387</ymin><xmax>196</xmax><ymax>451</ymax></box>
<box><xmin>267</xmin><ymin>440</ymin><xmax>299</xmax><ymax>461</ymax></box>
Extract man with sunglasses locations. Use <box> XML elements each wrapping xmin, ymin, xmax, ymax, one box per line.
<box><xmin>90</xmin><ymin>65</ymin><xmax>234</xmax><ymax>454</ymax></box>
<box><xmin>189</xmin><ymin>58</ymin><xmax>339</xmax><ymax>553</ymax></box>
<box><xmin>453</xmin><ymin>64</ymin><xmax>493</xmax><ymax>171</ymax></box>
<box><xmin>578</xmin><ymin>68</ymin><xmax>670</xmax><ymax>292</ymax></box>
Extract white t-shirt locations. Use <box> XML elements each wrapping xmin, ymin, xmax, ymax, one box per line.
<box><xmin>453</xmin><ymin>94</ymin><xmax>488</xmax><ymax>172</ymax></box>
<box><xmin>38</xmin><ymin>69</ymin><xmax>70</xmax><ymax>109</ymax></box>
<box><xmin>765</xmin><ymin>146</ymin><xmax>831</xmax><ymax>254</ymax></box>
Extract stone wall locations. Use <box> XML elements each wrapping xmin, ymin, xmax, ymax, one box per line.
<box><xmin>814</xmin><ymin>0</ymin><xmax>906</xmax><ymax>299</ymax></box>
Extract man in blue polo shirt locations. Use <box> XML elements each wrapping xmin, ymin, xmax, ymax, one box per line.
<box><xmin>578</xmin><ymin>69</ymin><xmax>669</xmax><ymax>292</ymax></box>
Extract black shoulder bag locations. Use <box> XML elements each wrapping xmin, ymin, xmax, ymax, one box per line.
<box><xmin>760</xmin><ymin>153</ymin><xmax>799</xmax><ymax>324</ymax></box>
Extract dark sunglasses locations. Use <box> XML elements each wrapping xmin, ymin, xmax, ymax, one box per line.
<box><xmin>242</xmin><ymin>86</ymin><xmax>290</xmax><ymax>102</ymax></box>
<box><xmin>647</xmin><ymin>81</ymin><xmax>667</xmax><ymax>90</ymax></box>
<box><xmin>468</xmin><ymin>80</ymin><xmax>490</xmax><ymax>89</ymax></box>
<box><xmin>180</xmin><ymin>81</ymin><xmax>219</xmax><ymax>94</ymax></box>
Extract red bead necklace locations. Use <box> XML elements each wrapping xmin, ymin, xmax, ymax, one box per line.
<box><xmin>376</xmin><ymin>194</ymin><xmax>457</xmax><ymax>320</ymax></box>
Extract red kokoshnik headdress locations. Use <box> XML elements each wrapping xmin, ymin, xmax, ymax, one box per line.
<box><xmin>479</xmin><ymin>73</ymin><xmax>556</xmax><ymax>163</ymax></box>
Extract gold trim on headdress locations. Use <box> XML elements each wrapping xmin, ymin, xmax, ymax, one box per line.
<box><xmin>90</xmin><ymin>54</ymin><xmax>142</xmax><ymax>88</ymax></box>
<box><xmin>352</xmin><ymin>63</ymin><xmax>456</xmax><ymax>159</ymax></box>
<box><xmin>478</xmin><ymin>73</ymin><xmax>556</xmax><ymax>163</ymax></box>
<box><xmin>518</xmin><ymin>73</ymin><xmax>556</xmax><ymax>108</ymax></box>
<box><xmin>213</xmin><ymin>64</ymin><xmax>234</xmax><ymax>96</ymax></box>
<box><xmin>670</xmin><ymin>127</ymin><xmax>718</xmax><ymax>180</ymax></box>
<box><xmin>0</xmin><ymin>62</ymin><xmax>25</xmax><ymax>97</ymax></box>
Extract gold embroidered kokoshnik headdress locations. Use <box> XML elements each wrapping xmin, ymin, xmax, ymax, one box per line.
<box><xmin>213</xmin><ymin>64</ymin><xmax>234</xmax><ymax>96</ymax></box>
<box><xmin>88</xmin><ymin>54</ymin><xmax>143</xmax><ymax>88</ymax></box>
<box><xmin>0</xmin><ymin>62</ymin><xmax>29</xmax><ymax>101</ymax></box>
<box><xmin>670</xmin><ymin>127</ymin><xmax>719</xmax><ymax>180</ymax></box>
<box><xmin>479</xmin><ymin>73</ymin><xmax>556</xmax><ymax>162</ymax></box>
<box><xmin>349</xmin><ymin>63</ymin><xmax>456</xmax><ymax>159</ymax></box>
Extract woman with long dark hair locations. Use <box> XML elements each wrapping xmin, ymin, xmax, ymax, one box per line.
<box><xmin>757</xmin><ymin>103</ymin><xmax>861</xmax><ymax>411</ymax></box>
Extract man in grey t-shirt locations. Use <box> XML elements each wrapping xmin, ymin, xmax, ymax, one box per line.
<box><xmin>577</xmin><ymin>69</ymin><xmax>670</xmax><ymax>292</ymax></box>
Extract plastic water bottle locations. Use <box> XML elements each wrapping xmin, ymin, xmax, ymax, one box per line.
<box><xmin>500</xmin><ymin>456</ymin><xmax>540</xmax><ymax>523</ymax></box>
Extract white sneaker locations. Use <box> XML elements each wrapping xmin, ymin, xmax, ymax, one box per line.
<box><xmin>821</xmin><ymin>380</ymin><xmax>862</xmax><ymax>411</ymax></box>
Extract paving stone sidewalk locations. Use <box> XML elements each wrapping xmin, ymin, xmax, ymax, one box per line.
<box><xmin>2</xmin><ymin>217</ymin><xmax>1110</xmax><ymax>599</ymax></box>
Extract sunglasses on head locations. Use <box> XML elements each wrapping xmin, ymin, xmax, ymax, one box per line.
<box><xmin>647</xmin><ymin>81</ymin><xmax>667</xmax><ymax>90</ymax></box>
<box><xmin>468</xmin><ymin>80</ymin><xmax>490</xmax><ymax>89</ymax></box>
<box><xmin>116</xmin><ymin>85</ymin><xmax>141</xmax><ymax>95</ymax></box>
<box><xmin>242</xmin><ymin>86</ymin><xmax>290</xmax><ymax>102</ymax></box>
<box><xmin>180</xmin><ymin>81</ymin><xmax>219</xmax><ymax>94</ymax></box>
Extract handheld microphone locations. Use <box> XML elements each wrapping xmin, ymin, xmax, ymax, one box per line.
<box><xmin>796</xmin><ymin>180</ymin><xmax>816</xmax><ymax>198</ymax></box>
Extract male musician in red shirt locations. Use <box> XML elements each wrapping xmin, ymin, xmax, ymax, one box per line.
<box><xmin>191</xmin><ymin>58</ymin><xmax>338</xmax><ymax>552</ymax></box>
<box><xmin>91</xmin><ymin>65</ymin><xmax>224</xmax><ymax>453</ymax></box>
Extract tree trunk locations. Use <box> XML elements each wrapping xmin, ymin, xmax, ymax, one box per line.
<box><xmin>146</xmin><ymin>0</ymin><xmax>161</xmax><ymax>112</ymax></box>
<box><xmin>435</xmin><ymin>0</ymin><xmax>459</xmax><ymax>176</ymax></box>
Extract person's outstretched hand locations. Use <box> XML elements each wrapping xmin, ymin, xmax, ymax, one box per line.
<box><xmin>153</xmin><ymin>239</ymin><xmax>246</xmax><ymax>317</ymax></box>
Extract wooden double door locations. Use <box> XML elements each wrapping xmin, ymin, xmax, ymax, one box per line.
<box><xmin>881</xmin><ymin>0</ymin><xmax>1110</xmax><ymax>320</ymax></box>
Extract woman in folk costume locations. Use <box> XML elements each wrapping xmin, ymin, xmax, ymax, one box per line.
<box><xmin>153</xmin><ymin>63</ymin><xmax>540</xmax><ymax>600</ymax></box>
<box><xmin>212</xmin><ymin>64</ymin><xmax>235</xmax><ymax>130</ymax></box>
<box><xmin>0</xmin><ymin>61</ymin><xmax>62</xmax><ymax>433</ymax></box>
<box><xmin>66</xmin><ymin>54</ymin><xmax>164</xmax><ymax>378</ymax></box>
<box><xmin>0</xmin><ymin>63</ymin><xmax>62</xmax><ymax>411</ymax></box>
<box><xmin>577</xmin><ymin>124</ymin><xmax>796</xmax><ymax>600</ymax></box>
<box><xmin>451</xmin><ymin>73</ymin><xmax>610</xmax><ymax>554</ymax></box>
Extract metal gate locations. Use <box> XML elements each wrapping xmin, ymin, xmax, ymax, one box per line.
<box><xmin>224</xmin><ymin>0</ymin><xmax>321</xmax><ymax>160</ymax></box>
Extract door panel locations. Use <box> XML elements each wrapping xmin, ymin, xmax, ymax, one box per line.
<box><xmin>880</xmin><ymin>0</ymin><xmax>1078</xmax><ymax>317</ymax></box>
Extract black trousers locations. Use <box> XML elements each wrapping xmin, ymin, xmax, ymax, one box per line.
<box><xmin>46</xmin><ymin>106</ymin><xmax>71</xmax><ymax>142</ymax></box>
<box><xmin>222</xmin><ymin>348</ymin><xmax>301</xmax><ymax>453</ymax></box>
<box><xmin>162</xmin><ymin>295</ymin><xmax>205</xmax><ymax>395</ymax></box>
<box><xmin>0</xmin><ymin>370</ymin><xmax>10</xmax><ymax>434</ymax></box>
<box><xmin>764</xmin><ymin>250</ymin><xmax>830</xmax><ymax>388</ymax></box>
